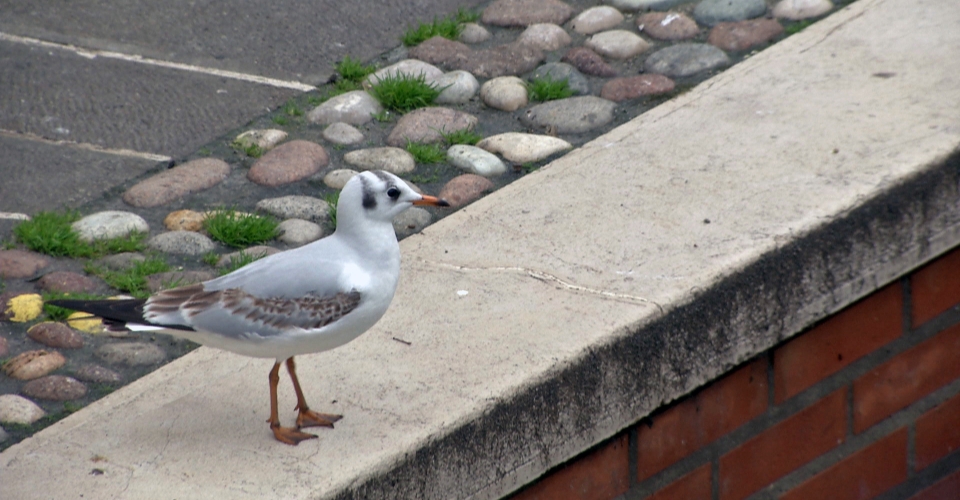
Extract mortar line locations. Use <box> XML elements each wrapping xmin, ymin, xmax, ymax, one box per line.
<box><xmin>0</xmin><ymin>129</ymin><xmax>172</xmax><ymax>163</ymax></box>
<box><xmin>0</xmin><ymin>31</ymin><xmax>316</xmax><ymax>92</ymax></box>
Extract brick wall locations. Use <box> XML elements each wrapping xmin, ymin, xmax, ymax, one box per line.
<box><xmin>507</xmin><ymin>246</ymin><xmax>960</xmax><ymax>500</ymax></box>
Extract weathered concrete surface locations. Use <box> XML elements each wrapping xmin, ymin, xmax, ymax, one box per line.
<box><xmin>3</xmin><ymin>0</ymin><xmax>960</xmax><ymax>499</ymax></box>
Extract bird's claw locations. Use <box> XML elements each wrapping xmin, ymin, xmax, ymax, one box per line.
<box><xmin>297</xmin><ymin>410</ymin><xmax>343</xmax><ymax>429</ymax></box>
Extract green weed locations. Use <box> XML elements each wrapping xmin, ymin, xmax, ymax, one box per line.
<box><xmin>405</xmin><ymin>142</ymin><xmax>446</xmax><ymax>164</ymax></box>
<box><xmin>785</xmin><ymin>19</ymin><xmax>815</xmax><ymax>35</ymax></box>
<box><xmin>441</xmin><ymin>128</ymin><xmax>482</xmax><ymax>146</ymax></box>
<box><xmin>282</xmin><ymin>101</ymin><xmax>303</xmax><ymax>117</ymax></box>
<box><xmin>528</xmin><ymin>76</ymin><xmax>574</xmax><ymax>102</ymax></box>
<box><xmin>14</xmin><ymin>211</ymin><xmax>146</xmax><ymax>258</ymax></box>
<box><xmin>402</xmin><ymin>17</ymin><xmax>461</xmax><ymax>46</ymax></box>
<box><xmin>336</xmin><ymin>55</ymin><xmax>377</xmax><ymax>83</ymax></box>
<box><xmin>272</xmin><ymin>115</ymin><xmax>289</xmax><ymax>126</ymax></box>
<box><xmin>87</xmin><ymin>257</ymin><xmax>171</xmax><ymax>299</ymax></box>
<box><xmin>407</xmin><ymin>165</ymin><xmax>443</xmax><ymax>184</ymax></box>
<box><xmin>232</xmin><ymin>140</ymin><xmax>264</xmax><ymax>158</ymax></box>
<box><xmin>204</xmin><ymin>209</ymin><xmax>279</xmax><ymax>248</ymax></box>
<box><xmin>202</xmin><ymin>252</ymin><xmax>220</xmax><ymax>267</ymax></box>
<box><xmin>369</xmin><ymin>73</ymin><xmax>441</xmax><ymax>113</ymax></box>
<box><xmin>323</xmin><ymin>192</ymin><xmax>339</xmax><ymax>232</ymax></box>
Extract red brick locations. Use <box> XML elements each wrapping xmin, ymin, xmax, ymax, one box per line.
<box><xmin>774</xmin><ymin>283</ymin><xmax>902</xmax><ymax>403</ymax></box>
<box><xmin>912</xmin><ymin>247</ymin><xmax>960</xmax><ymax>327</ymax></box>
<box><xmin>510</xmin><ymin>435</ymin><xmax>629</xmax><ymax>500</ymax></box>
<box><xmin>781</xmin><ymin>428</ymin><xmax>907</xmax><ymax>500</ymax></box>
<box><xmin>854</xmin><ymin>323</ymin><xmax>960</xmax><ymax>433</ymax></box>
<box><xmin>647</xmin><ymin>463</ymin><xmax>712</xmax><ymax>500</ymax></box>
<box><xmin>910</xmin><ymin>468</ymin><xmax>960</xmax><ymax>500</ymax></box>
<box><xmin>637</xmin><ymin>359</ymin><xmax>768</xmax><ymax>480</ymax></box>
<box><xmin>916</xmin><ymin>390</ymin><xmax>960</xmax><ymax>470</ymax></box>
<box><xmin>719</xmin><ymin>388</ymin><xmax>847</xmax><ymax>500</ymax></box>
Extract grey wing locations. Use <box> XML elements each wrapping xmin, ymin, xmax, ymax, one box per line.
<box><xmin>202</xmin><ymin>239</ymin><xmax>354</xmax><ymax>299</ymax></box>
<box><xmin>144</xmin><ymin>283</ymin><xmax>362</xmax><ymax>339</ymax></box>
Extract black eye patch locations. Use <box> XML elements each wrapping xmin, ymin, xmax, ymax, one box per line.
<box><xmin>387</xmin><ymin>186</ymin><xmax>401</xmax><ymax>199</ymax></box>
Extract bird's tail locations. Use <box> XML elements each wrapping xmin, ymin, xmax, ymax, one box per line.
<box><xmin>47</xmin><ymin>299</ymin><xmax>193</xmax><ymax>332</ymax></box>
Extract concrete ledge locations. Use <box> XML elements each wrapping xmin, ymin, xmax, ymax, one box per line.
<box><xmin>3</xmin><ymin>0</ymin><xmax>960</xmax><ymax>498</ymax></box>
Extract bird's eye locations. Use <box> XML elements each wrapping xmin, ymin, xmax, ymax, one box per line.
<box><xmin>387</xmin><ymin>187</ymin><xmax>401</xmax><ymax>200</ymax></box>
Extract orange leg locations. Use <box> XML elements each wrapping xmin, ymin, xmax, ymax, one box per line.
<box><xmin>268</xmin><ymin>359</ymin><xmax>317</xmax><ymax>445</ymax></box>
<box><xmin>286</xmin><ymin>357</ymin><xmax>343</xmax><ymax>429</ymax></box>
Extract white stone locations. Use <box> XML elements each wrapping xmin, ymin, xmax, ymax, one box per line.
<box><xmin>256</xmin><ymin>195</ymin><xmax>330</xmax><ymax>223</ymax></box>
<box><xmin>0</xmin><ymin>394</ymin><xmax>46</xmax><ymax>424</ymax></box>
<box><xmin>307</xmin><ymin>91</ymin><xmax>383</xmax><ymax>126</ymax></box>
<box><xmin>344</xmin><ymin>147</ymin><xmax>416</xmax><ymax>174</ymax></box>
<box><xmin>323</xmin><ymin>169</ymin><xmax>359</xmax><ymax>189</ymax></box>
<box><xmin>147</xmin><ymin>231</ymin><xmax>216</xmax><ymax>255</ymax></box>
<box><xmin>72</xmin><ymin>211</ymin><xmax>149</xmax><ymax>242</ymax></box>
<box><xmin>460</xmin><ymin>23</ymin><xmax>492</xmax><ymax>43</ymax></box>
<box><xmin>480</xmin><ymin>76</ymin><xmax>529</xmax><ymax>112</ymax></box>
<box><xmin>447</xmin><ymin>145</ymin><xmax>508</xmax><ymax>177</ymax></box>
<box><xmin>476</xmin><ymin>133</ymin><xmax>573</xmax><ymax>164</ymax></box>
<box><xmin>277</xmin><ymin>219</ymin><xmax>325</xmax><ymax>246</ymax></box>
<box><xmin>604</xmin><ymin>0</ymin><xmax>689</xmax><ymax>10</ymax></box>
<box><xmin>234</xmin><ymin>129</ymin><xmax>287</xmax><ymax>151</ymax></box>
<box><xmin>96</xmin><ymin>342</ymin><xmax>165</xmax><ymax>366</ymax></box>
<box><xmin>773</xmin><ymin>0</ymin><xmax>834</xmax><ymax>20</ymax></box>
<box><xmin>516</xmin><ymin>24</ymin><xmax>573</xmax><ymax>51</ymax></box>
<box><xmin>393</xmin><ymin>207</ymin><xmax>434</xmax><ymax>238</ymax></box>
<box><xmin>570</xmin><ymin>6</ymin><xmax>625</xmax><ymax>35</ymax></box>
<box><xmin>322</xmin><ymin>122</ymin><xmax>364</xmax><ymax>145</ymax></box>
<box><xmin>585</xmin><ymin>30</ymin><xmax>652</xmax><ymax>60</ymax></box>
<box><xmin>365</xmin><ymin>59</ymin><xmax>443</xmax><ymax>87</ymax></box>
<box><xmin>434</xmin><ymin>71</ymin><xmax>480</xmax><ymax>104</ymax></box>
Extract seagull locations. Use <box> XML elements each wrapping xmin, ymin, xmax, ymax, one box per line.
<box><xmin>49</xmin><ymin>170</ymin><xmax>449</xmax><ymax>445</ymax></box>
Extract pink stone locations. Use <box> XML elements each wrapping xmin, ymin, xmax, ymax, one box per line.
<box><xmin>247</xmin><ymin>140</ymin><xmax>328</xmax><ymax>187</ymax></box>
<box><xmin>601</xmin><ymin>74</ymin><xmax>676</xmax><ymax>102</ymax></box>
<box><xmin>439</xmin><ymin>174</ymin><xmax>494</xmax><ymax>208</ymax></box>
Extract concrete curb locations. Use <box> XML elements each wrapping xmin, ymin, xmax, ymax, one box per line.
<box><xmin>3</xmin><ymin>0</ymin><xmax>959</xmax><ymax>498</ymax></box>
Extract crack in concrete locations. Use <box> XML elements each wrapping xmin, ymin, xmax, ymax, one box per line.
<box><xmin>420</xmin><ymin>259</ymin><xmax>663</xmax><ymax>311</ymax></box>
<box><xmin>799</xmin><ymin>0</ymin><xmax>877</xmax><ymax>54</ymax></box>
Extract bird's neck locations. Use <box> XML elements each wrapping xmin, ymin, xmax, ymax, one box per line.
<box><xmin>335</xmin><ymin>219</ymin><xmax>400</xmax><ymax>263</ymax></box>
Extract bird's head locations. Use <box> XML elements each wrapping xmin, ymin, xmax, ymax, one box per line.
<box><xmin>337</xmin><ymin>170</ymin><xmax>449</xmax><ymax>227</ymax></box>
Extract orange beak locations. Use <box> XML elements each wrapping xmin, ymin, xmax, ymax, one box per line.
<box><xmin>413</xmin><ymin>195</ymin><xmax>450</xmax><ymax>207</ymax></box>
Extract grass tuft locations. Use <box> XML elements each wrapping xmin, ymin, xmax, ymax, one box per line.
<box><xmin>369</xmin><ymin>73</ymin><xmax>441</xmax><ymax>113</ymax></box>
<box><xmin>401</xmin><ymin>8</ymin><xmax>478</xmax><ymax>47</ymax></box>
<box><xmin>336</xmin><ymin>55</ymin><xmax>377</xmax><ymax>83</ymax></box>
<box><xmin>528</xmin><ymin>76</ymin><xmax>574</xmax><ymax>102</ymax></box>
<box><xmin>405</xmin><ymin>141</ymin><xmax>446</xmax><ymax>164</ymax></box>
<box><xmin>86</xmin><ymin>257</ymin><xmax>171</xmax><ymax>298</ymax></box>
<box><xmin>407</xmin><ymin>165</ymin><xmax>443</xmax><ymax>184</ymax></box>
<box><xmin>323</xmin><ymin>192</ymin><xmax>339</xmax><ymax>232</ymax></box>
<box><xmin>14</xmin><ymin>211</ymin><xmax>146</xmax><ymax>258</ymax></box>
<box><xmin>203</xmin><ymin>208</ymin><xmax>279</xmax><ymax>248</ymax></box>
<box><xmin>232</xmin><ymin>140</ymin><xmax>264</xmax><ymax>158</ymax></box>
<box><xmin>441</xmin><ymin>128</ymin><xmax>482</xmax><ymax>146</ymax></box>
<box><xmin>402</xmin><ymin>17</ymin><xmax>462</xmax><ymax>46</ymax></box>
<box><xmin>784</xmin><ymin>19</ymin><xmax>815</xmax><ymax>35</ymax></box>
<box><xmin>14</xmin><ymin>211</ymin><xmax>87</xmax><ymax>257</ymax></box>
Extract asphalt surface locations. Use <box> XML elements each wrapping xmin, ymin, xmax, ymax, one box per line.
<box><xmin>0</xmin><ymin>0</ymin><xmax>484</xmax><ymax>230</ymax></box>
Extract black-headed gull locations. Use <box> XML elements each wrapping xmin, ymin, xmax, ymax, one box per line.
<box><xmin>50</xmin><ymin>170</ymin><xmax>449</xmax><ymax>445</ymax></box>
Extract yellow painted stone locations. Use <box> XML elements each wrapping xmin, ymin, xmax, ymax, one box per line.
<box><xmin>5</xmin><ymin>294</ymin><xmax>44</xmax><ymax>322</ymax></box>
<box><xmin>66</xmin><ymin>311</ymin><xmax>105</xmax><ymax>334</ymax></box>
<box><xmin>163</xmin><ymin>209</ymin><xmax>206</xmax><ymax>232</ymax></box>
